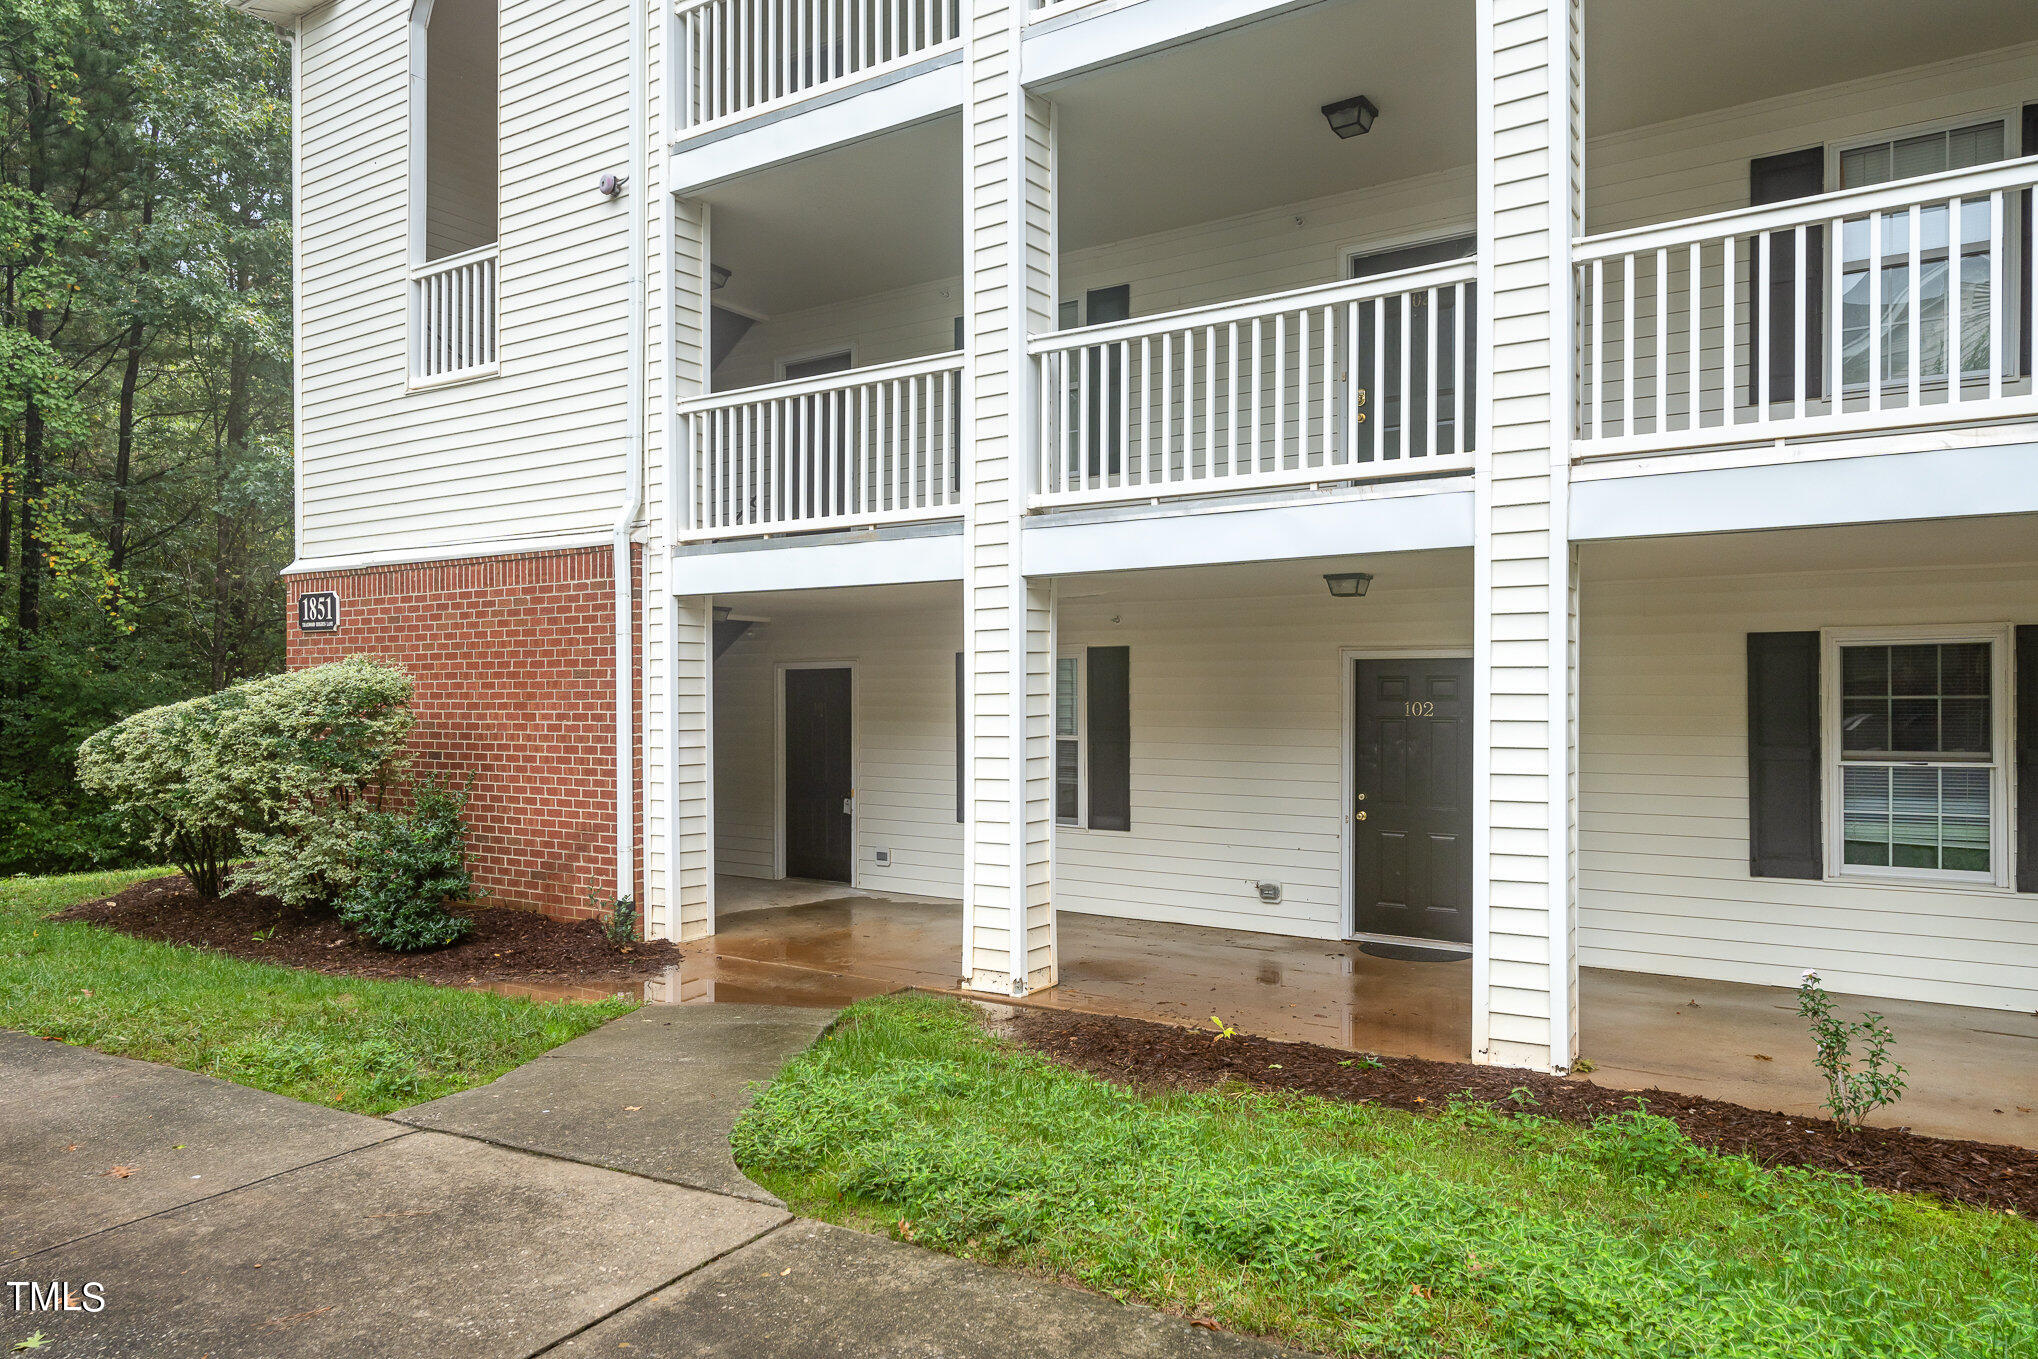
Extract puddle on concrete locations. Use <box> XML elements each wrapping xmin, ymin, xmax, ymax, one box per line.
<box><xmin>475</xmin><ymin>951</ymin><xmax>898</xmax><ymax>1010</ymax></box>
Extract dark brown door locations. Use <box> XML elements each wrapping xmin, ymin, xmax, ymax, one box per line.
<box><xmin>1352</xmin><ymin>658</ymin><xmax>1473</xmax><ymax>943</ymax></box>
<box><xmin>784</xmin><ymin>667</ymin><xmax>853</xmax><ymax>883</ymax></box>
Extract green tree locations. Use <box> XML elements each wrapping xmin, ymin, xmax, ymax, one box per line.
<box><xmin>0</xmin><ymin>0</ymin><xmax>291</xmax><ymax>873</ymax></box>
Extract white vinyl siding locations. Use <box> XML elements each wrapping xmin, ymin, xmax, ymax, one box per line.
<box><xmin>1052</xmin><ymin>568</ymin><xmax>1474</xmax><ymax>938</ymax></box>
<box><xmin>1586</xmin><ymin>42</ymin><xmax>2036</xmax><ymax>235</ymax></box>
<box><xmin>1577</xmin><ymin>558</ymin><xmax>2038</xmax><ymax>1013</ymax></box>
<box><xmin>296</xmin><ymin>0</ymin><xmax>634</xmax><ymax>562</ymax></box>
<box><xmin>713</xmin><ymin>602</ymin><xmax>966</xmax><ymax>901</ymax></box>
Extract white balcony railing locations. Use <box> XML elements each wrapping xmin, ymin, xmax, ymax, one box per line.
<box><xmin>410</xmin><ymin>245</ymin><xmax>498</xmax><ymax>385</ymax></box>
<box><xmin>1575</xmin><ymin>157</ymin><xmax>2038</xmax><ymax>458</ymax></box>
<box><xmin>675</xmin><ymin>0</ymin><xmax>963</xmax><ymax>135</ymax></box>
<box><xmin>1030</xmin><ymin>262</ymin><xmax>1478</xmax><ymax>510</ymax></box>
<box><xmin>678</xmin><ymin>354</ymin><xmax>965</xmax><ymax>540</ymax></box>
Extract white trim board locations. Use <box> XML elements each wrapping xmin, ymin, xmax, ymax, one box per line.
<box><xmin>1022</xmin><ymin>486</ymin><xmax>1476</xmax><ymax>577</ymax></box>
<box><xmin>281</xmin><ymin>532</ymin><xmax>614</xmax><ymax>576</ymax></box>
<box><xmin>669</xmin><ymin>56</ymin><xmax>964</xmax><ymax>193</ymax></box>
<box><xmin>1569</xmin><ymin>442</ymin><xmax>2038</xmax><ymax>541</ymax></box>
<box><xmin>672</xmin><ymin>528</ymin><xmax>965</xmax><ymax>594</ymax></box>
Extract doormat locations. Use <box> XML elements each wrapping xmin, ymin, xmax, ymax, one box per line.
<box><xmin>1358</xmin><ymin>941</ymin><xmax>1470</xmax><ymax>963</ymax></box>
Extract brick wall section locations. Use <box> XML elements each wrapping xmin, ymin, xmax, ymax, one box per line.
<box><xmin>286</xmin><ymin>545</ymin><xmax>642</xmax><ymax>922</ymax></box>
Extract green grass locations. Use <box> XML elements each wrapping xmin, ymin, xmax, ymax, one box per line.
<box><xmin>1</xmin><ymin>869</ymin><xmax>633</xmax><ymax>1114</ymax></box>
<box><xmin>733</xmin><ymin>993</ymin><xmax>2038</xmax><ymax>1359</ymax></box>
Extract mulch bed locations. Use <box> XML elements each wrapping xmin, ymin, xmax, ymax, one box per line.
<box><xmin>58</xmin><ymin>872</ymin><xmax>680</xmax><ymax>990</ymax></box>
<box><xmin>1010</xmin><ymin>1007</ymin><xmax>2038</xmax><ymax>1218</ymax></box>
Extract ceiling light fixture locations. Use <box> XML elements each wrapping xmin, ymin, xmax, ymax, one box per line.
<box><xmin>1321</xmin><ymin>95</ymin><xmax>1379</xmax><ymax>140</ymax></box>
<box><xmin>1323</xmin><ymin>572</ymin><xmax>1373</xmax><ymax>598</ymax></box>
<box><xmin>710</xmin><ymin>264</ymin><xmax>732</xmax><ymax>290</ymax></box>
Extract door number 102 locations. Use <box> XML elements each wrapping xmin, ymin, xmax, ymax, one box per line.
<box><xmin>1402</xmin><ymin>701</ymin><xmax>1435</xmax><ymax>717</ymax></box>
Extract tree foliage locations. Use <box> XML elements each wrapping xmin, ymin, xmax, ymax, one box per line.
<box><xmin>1</xmin><ymin>0</ymin><xmax>292</xmax><ymax>871</ymax></box>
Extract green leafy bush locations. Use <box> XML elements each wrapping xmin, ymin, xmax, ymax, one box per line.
<box><xmin>75</xmin><ymin>658</ymin><xmax>413</xmax><ymax>900</ymax></box>
<box><xmin>0</xmin><ymin>782</ymin><xmax>141</xmax><ymax>876</ymax></box>
<box><xmin>337</xmin><ymin>778</ymin><xmax>478</xmax><ymax>952</ymax></box>
<box><xmin>1797</xmin><ymin>968</ymin><xmax>1907</xmax><ymax>1129</ymax></box>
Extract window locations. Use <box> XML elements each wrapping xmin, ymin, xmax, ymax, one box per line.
<box><xmin>1054</xmin><ymin>646</ymin><xmax>1130</xmax><ymax>831</ymax></box>
<box><xmin>408</xmin><ymin>0</ymin><xmax>499</xmax><ymax>382</ymax></box>
<box><xmin>1831</xmin><ymin>632</ymin><xmax>2005</xmax><ymax>883</ymax></box>
<box><xmin>416</xmin><ymin>0</ymin><xmax>499</xmax><ymax>262</ymax></box>
<box><xmin>780</xmin><ymin>349</ymin><xmax>854</xmax><ymax>381</ymax></box>
<box><xmin>1838</xmin><ymin>121</ymin><xmax>2006</xmax><ymax>190</ymax></box>
<box><xmin>1055</xmin><ymin>655</ymin><xmax>1081</xmax><ymax>825</ymax></box>
<box><xmin>1835</xmin><ymin>120</ymin><xmax>2013</xmax><ymax>391</ymax></box>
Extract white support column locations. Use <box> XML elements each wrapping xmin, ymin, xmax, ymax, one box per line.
<box><xmin>667</xmin><ymin>593</ymin><xmax>715</xmax><ymax>940</ymax></box>
<box><xmin>1471</xmin><ymin>0</ymin><xmax>1582</xmax><ymax>1070</ymax></box>
<box><xmin>654</xmin><ymin>193</ymin><xmax>716</xmax><ymax>944</ymax></box>
<box><xmin>962</xmin><ymin>0</ymin><xmax>1057</xmax><ymax>996</ymax></box>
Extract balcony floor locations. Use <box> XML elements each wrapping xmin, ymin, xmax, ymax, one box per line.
<box><xmin>634</xmin><ymin>877</ymin><xmax>2038</xmax><ymax>1150</ymax></box>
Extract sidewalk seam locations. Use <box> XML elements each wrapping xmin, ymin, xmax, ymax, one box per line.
<box><xmin>8</xmin><ymin>1129</ymin><xmax>422</xmax><ymax>1264</ymax></box>
<box><xmin>520</xmin><ymin>1218</ymin><xmax>798</xmax><ymax>1359</ymax></box>
<box><xmin>384</xmin><ymin>1120</ymin><xmax>787</xmax><ymax>1208</ymax></box>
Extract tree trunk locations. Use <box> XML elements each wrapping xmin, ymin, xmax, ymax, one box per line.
<box><xmin>211</xmin><ymin>339</ymin><xmax>254</xmax><ymax>690</ymax></box>
<box><xmin>110</xmin><ymin>195</ymin><xmax>154</xmax><ymax>585</ymax></box>
<box><xmin>18</xmin><ymin>308</ymin><xmax>46</xmax><ymax>643</ymax></box>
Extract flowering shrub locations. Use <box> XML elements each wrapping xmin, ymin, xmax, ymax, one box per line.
<box><xmin>76</xmin><ymin>658</ymin><xmax>414</xmax><ymax>901</ymax></box>
<box><xmin>1797</xmin><ymin>969</ymin><xmax>1907</xmax><ymax>1131</ymax></box>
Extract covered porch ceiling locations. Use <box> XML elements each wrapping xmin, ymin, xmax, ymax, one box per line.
<box><xmin>699</xmin><ymin>0</ymin><xmax>2037</xmax><ymax>324</ymax></box>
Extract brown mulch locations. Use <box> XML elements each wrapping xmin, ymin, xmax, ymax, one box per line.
<box><xmin>1009</xmin><ymin>1006</ymin><xmax>2038</xmax><ymax>1218</ymax></box>
<box><xmin>59</xmin><ymin>872</ymin><xmax>680</xmax><ymax>990</ymax></box>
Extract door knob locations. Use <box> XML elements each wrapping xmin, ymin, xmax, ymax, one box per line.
<box><xmin>1355</xmin><ymin>810</ymin><xmax>1368</xmax><ymax>822</ymax></box>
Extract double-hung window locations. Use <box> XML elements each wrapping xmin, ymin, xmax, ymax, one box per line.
<box><xmin>1834</xmin><ymin>118</ymin><xmax>2014</xmax><ymax>392</ymax></box>
<box><xmin>1831</xmin><ymin>629</ymin><xmax>2006</xmax><ymax>884</ymax></box>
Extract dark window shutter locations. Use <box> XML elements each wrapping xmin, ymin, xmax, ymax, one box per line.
<box><xmin>1086</xmin><ymin>646</ymin><xmax>1130</xmax><ymax>832</ymax></box>
<box><xmin>2022</xmin><ymin>105</ymin><xmax>2036</xmax><ymax>376</ymax></box>
<box><xmin>2017</xmin><ymin>626</ymin><xmax>2037</xmax><ymax>893</ymax></box>
<box><xmin>955</xmin><ymin>652</ymin><xmax>966</xmax><ymax>824</ymax></box>
<box><xmin>1749</xmin><ymin>149</ymin><xmax>1825</xmax><ymax>406</ymax></box>
<box><xmin>1748</xmin><ymin>631</ymin><xmax>1823</xmax><ymax>879</ymax></box>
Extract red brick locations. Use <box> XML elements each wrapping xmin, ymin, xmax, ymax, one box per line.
<box><xmin>286</xmin><ymin>545</ymin><xmax>643</xmax><ymax>922</ymax></box>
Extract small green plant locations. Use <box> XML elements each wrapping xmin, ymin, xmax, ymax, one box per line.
<box><xmin>592</xmin><ymin>890</ymin><xmax>637</xmax><ymax>946</ymax></box>
<box><xmin>1208</xmin><ymin>1014</ymin><xmax>1238</xmax><ymax>1041</ymax></box>
<box><xmin>1797</xmin><ymin>969</ymin><xmax>1906</xmax><ymax>1131</ymax></box>
<box><xmin>337</xmin><ymin>779</ymin><xmax>478</xmax><ymax>952</ymax></box>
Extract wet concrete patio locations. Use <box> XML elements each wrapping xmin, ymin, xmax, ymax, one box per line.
<box><xmin>519</xmin><ymin>878</ymin><xmax>2038</xmax><ymax>1150</ymax></box>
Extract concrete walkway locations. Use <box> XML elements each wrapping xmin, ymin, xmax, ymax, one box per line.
<box><xmin>2</xmin><ymin>1013</ymin><xmax>1290</xmax><ymax>1358</ymax></box>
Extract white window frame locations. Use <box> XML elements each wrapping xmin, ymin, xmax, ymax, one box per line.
<box><xmin>1054</xmin><ymin>649</ymin><xmax>1085</xmax><ymax>829</ymax></box>
<box><xmin>774</xmin><ymin>345</ymin><xmax>858</xmax><ymax>382</ymax></box>
<box><xmin>406</xmin><ymin>0</ymin><xmax>502</xmax><ymax>392</ymax></box>
<box><xmin>1825</xmin><ymin>111</ymin><xmax>2026</xmax><ymax>400</ymax></box>
<box><xmin>1826</xmin><ymin>109</ymin><xmax>2023</xmax><ymax>193</ymax></box>
<box><xmin>1821</xmin><ymin>623</ymin><xmax>2013</xmax><ymax>890</ymax></box>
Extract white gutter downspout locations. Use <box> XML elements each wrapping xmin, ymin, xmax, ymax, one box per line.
<box><xmin>614</xmin><ymin>0</ymin><xmax>649</xmax><ymax>905</ymax></box>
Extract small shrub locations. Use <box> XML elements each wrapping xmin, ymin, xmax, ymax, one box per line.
<box><xmin>337</xmin><ymin>779</ymin><xmax>477</xmax><ymax>952</ymax></box>
<box><xmin>1797</xmin><ymin>969</ymin><xmax>1906</xmax><ymax>1130</ymax></box>
<box><xmin>592</xmin><ymin>890</ymin><xmax>637</xmax><ymax>945</ymax></box>
<box><xmin>76</xmin><ymin>658</ymin><xmax>413</xmax><ymax>901</ymax></box>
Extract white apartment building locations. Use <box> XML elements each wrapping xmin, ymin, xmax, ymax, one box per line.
<box><xmin>253</xmin><ymin>0</ymin><xmax>2038</xmax><ymax>1073</ymax></box>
